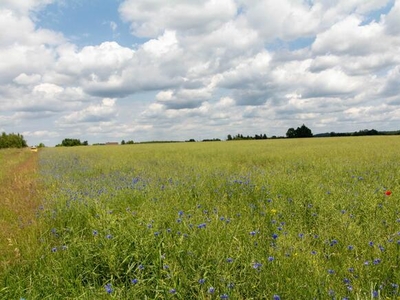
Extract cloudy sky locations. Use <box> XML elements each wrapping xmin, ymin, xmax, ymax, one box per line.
<box><xmin>1</xmin><ymin>0</ymin><xmax>400</xmax><ymax>146</ymax></box>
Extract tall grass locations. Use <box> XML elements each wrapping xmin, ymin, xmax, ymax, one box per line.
<box><xmin>2</xmin><ymin>137</ymin><xmax>400</xmax><ymax>299</ymax></box>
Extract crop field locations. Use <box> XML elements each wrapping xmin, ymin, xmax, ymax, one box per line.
<box><xmin>2</xmin><ymin>136</ymin><xmax>400</xmax><ymax>299</ymax></box>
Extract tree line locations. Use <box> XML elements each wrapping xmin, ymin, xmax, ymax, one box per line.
<box><xmin>0</xmin><ymin>132</ymin><xmax>27</xmax><ymax>149</ymax></box>
<box><xmin>56</xmin><ymin>138</ymin><xmax>88</xmax><ymax>147</ymax></box>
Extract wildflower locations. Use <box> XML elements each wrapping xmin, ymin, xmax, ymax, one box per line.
<box><xmin>298</xmin><ymin>233</ymin><xmax>304</xmax><ymax>239</ymax></box>
<box><xmin>328</xmin><ymin>269</ymin><xmax>335</xmax><ymax>274</ymax></box>
<box><xmin>92</xmin><ymin>230</ymin><xmax>98</xmax><ymax>236</ymax></box>
<box><xmin>138</xmin><ymin>264</ymin><xmax>144</xmax><ymax>270</ymax></box>
<box><xmin>131</xmin><ymin>278</ymin><xmax>138</xmax><ymax>285</ymax></box>
<box><xmin>369</xmin><ymin>241</ymin><xmax>374</xmax><ymax>247</ymax></box>
<box><xmin>198</xmin><ymin>278</ymin><xmax>206</xmax><ymax>284</ymax></box>
<box><xmin>348</xmin><ymin>245</ymin><xmax>354</xmax><ymax>250</ymax></box>
<box><xmin>220</xmin><ymin>294</ymin><xmax>229</xmax><ymax>299</ymax></box>
<box><xmin>272</xmin><ymin>233</ymin><xmax>278</xmax><ymax>239</ymax></box>
<box><xmin>373</xmin><ymin>258</ymin><xmax>381</xmax><ymax>265</ymax></box>
<box><xmin>106</xmin><ymin>234</ymin><xmax>113</xmax><ymax>239</ymax></box>
<box><xmin>268</xmin><ymin>256</ymin><xmax>274</xmax><ymax>262</ymax></box>
<box><xmin>311</xmin><ymin>250</ymin><xmax>317</xmax><ymax>255</ymax></box>
<box><xmin>197</xmin><ymin>223</ymin><xmax>206</xmax><ymax>229</ymax></box>
<box><xmin>253</xmin><ymin>262</ymin><xmax>262</xmax><ymax>269</ymax></box>
<box><xmin>226</xmin><ymin>257</ymin><xmax>233</xmax><ymax>263</ymax></box>
<box><xmin>51</xmin><ymin>247</ymin><xmax>57</xmax><ymax>253</ymax></box>
<box><xmin>385</xmin><ymin>190</ymin><xmax>392</xmax><ymax>196</ymax></box>
<box><xmin>250</xmin><ymin>231</ymin><xmax>257</xmax><ymax>236</ymax></box>
<box><xmin>273</xmin><ymin>295</ymin><xmax>281</xmax><ymax>300</ymax></box>
<box><xmin>330</xmin><ymin>239</ymin><xmax>338</xmax><ymax>246</ymax></box>
<box><xmin>208</xmin><ymin>287</ymin><xmax>215</xmax><ymax>294</ymax></box>
<box><xmin>271</xmin><ymin>209</ymin><xmax>277</xmax><ymax>214</ymax></box>
<box><xmin>104</xmin><ymin>283</ymin><xmax>113</xmax><ymax>294</ymax></box>
<box><xmin>169</xmin><ymin>289</ymin><xmax>176</xmax><ymax>294</ymax></box>
<box><xmin>343</xmin><ymin>278</ymin><xmax>350</xmax><ymax>284</ymax></box>
<box><xmin>227</xmin><ymin>282</ymin><xmax>235</xmax><ymax>289</ymax></box>
<box><xmin>372</xmin><ymin>290</ymin><xmax>378</xmax><ymax>298</ymax></box>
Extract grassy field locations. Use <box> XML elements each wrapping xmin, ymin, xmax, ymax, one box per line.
<box><xmin>1</xmin><ymin>137</ymin><xmax>400</xmax><ymax>299</ymax></box>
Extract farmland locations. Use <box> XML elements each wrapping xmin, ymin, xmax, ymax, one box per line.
<box><xmin>1</xmin><ymin>136</ymin><xmax>400</xmax><ymax>299</ymax></box>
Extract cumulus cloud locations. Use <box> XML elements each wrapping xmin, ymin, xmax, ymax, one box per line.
<box><xmin>1</xmin><ymin>0</ymin><xmax>400</xmax><ymax>145</ymax></box>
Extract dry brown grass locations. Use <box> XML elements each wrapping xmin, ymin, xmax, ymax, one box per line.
<box><xmin>0</xmin><ymin>149</ymin><xmax>42</xmax><ymax>272</ymax></box>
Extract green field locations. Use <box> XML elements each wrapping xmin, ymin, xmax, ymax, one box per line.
<box><xmin>2</xmin><ymin>137</ymin><xmax>400</xmax><ymax>299</ymax></box>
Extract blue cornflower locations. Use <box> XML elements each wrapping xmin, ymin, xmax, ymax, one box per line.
<box><xmin>298</xmin><ymin>233</ymin><xmax>304</xmax><ymax>239</ymax></box>
<box><xmin>330</xmin><ymin>239</ymin><xmax>338</xmax><ymax>246</ymax></box>
<box><xmin>131</xmin><ymin>278</ymin><xmax>138</xmax><ymax>285</ymax></box>
<box><xmin>106</xmin><ymin>234</ymin><xmax>113</xmax><ymax>239</ymax></box>
<box><xmin>178</xmin><ymin>210</ymin><xmax>184</xmax><ymax>216</ymax></box>
<box><xmin>154</xmin><ymin>231</ymin><xmax>160</xmax><ymax>236</ymax></box>
<box><xmin>198</xmin><ymin>278</ymin><xmax>206</xmax><ymax>284</ymax></box>
<box><xmin>273</xmin><ymin>295</ymin><xmax>281</xmax><ymax>300</ymax></box>
<box><xmin>348</xmin><ymin>267</ymin><xmax>354</xmax><ymax>273</ymax></box>
<box><xmin>311</xmin><ymin>250</ymin><xmax>317</xmax><ymax>255</ymax></box>
<box><xmin>51</xmin><ymin>247</ymin><xmax>57</xmax><ymax>253</ymax></box>
<box><xmin>268</xmin><ymin>256</ymin><xmax>274</xmax><ymax>262</ymax></box>
<box><xmin>208</xmin><ymin>287</ymin><xmax>215</xmax><ymax>294</ymax></box>
<box><xmin>328</xmin><ymin>269</ymin><xmax>335</xmax><ymax>274</ymax></box>
<box><xmin>272</xmin><ymin>233</ymin><xmax>278</xmax><ymax>239</ymax></box>
<box><xmin>348</xmin><ymin>245</ymin><xmax>354</xmax><ymax>250</ymax></box>
<box><xmin>220</xmin><ymin>294</ymin><xmax>229</xmax><ymax>299</ymax></box>
<box><xmin>369</xmin><ymin>241</ymin><xmax>374</xmax><ymax>247</ymax></box>
<box><xmin>169</xmin><ymin>289</ymin><xmax>176</xmax><ymax>294</ymax></box>
<box><xmin>372</xmin><ymin>290</ymin><xmax>378</xmax><ymax>298</ymax></box>
<box><xmin>373</xmin><ymin>258</ymin><xmax>381</xmax><ymax>265</ymax></box>
<box><xmin>379</xmin><ymin>245</ymin><xmax>385</xmax><ymax>252</ymax></box>
<box><xmin>226</xmin><ymin>257</ymin><xmax>233</xmax><ymax>263</ymax></box>
<box><xmin>93</xmin><ymin>230</ymin><xmax>98</xmax><ymax>236</ymax></box>
<box><xmin>138</xmin><ymin>264</ymin><xmax>144</xmax><ymax>270</ymax></box>
<box><xmin>163</xmin><ymin>264</ymin><xmax>169</xmax><ymax>269</ymax></box>
<box><xmin>343</xmin><ymin>278</ymin><xmax>350</xmax><ymax>284</ymax></box>
<box><xmin>253</xmin><ymin>262</ymin><xmax>262</xmax><ymax>269</ymax></box>
<box><xmin>250</xmin><ymin>231</ymin><xmax>257</xmax><ymax>236</ymax></box>
<box><xmin>197</xmin><ymin>223</ymin><xmax>206</xmax><ymax>229</ymax></box>
<box><xmin>104</xmin><ymin>283</ymin><xmax>113</xmax><ymax>294</ymax></box>
<box><xmin>227</xmin><ymin>282</ymin><xmax>234</xmax><ymax>289</ymax></box>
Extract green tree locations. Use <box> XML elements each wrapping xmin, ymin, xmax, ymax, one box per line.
<box><xmin>0</xmin><ymin>132</ymin><xmax>28</xmax><ymax>149</ymax></box>
<box><xmin>286</xmin><ymin>128</ymin><xmax>296</xmax><ymax>138</ymax></box>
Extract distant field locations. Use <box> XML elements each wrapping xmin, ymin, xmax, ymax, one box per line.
<box><xmin>2</xmin><ymin>136</ymin><xmax>400</xmax><ymax>299</ymax></box>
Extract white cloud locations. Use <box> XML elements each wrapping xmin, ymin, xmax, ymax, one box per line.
<box><xmin>119</xmin><ymin>0</ymin><xmax>237</xmax><ymax>37</ymax></box>
<box><xmin>1</xmin><ymin>0</ymin><xmax>400</xmax><ymax>145</ymax></box>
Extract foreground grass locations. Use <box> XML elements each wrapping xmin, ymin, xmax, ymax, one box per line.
<box><xmin>2</xmin><ymin>137</ymin><xmax>400</xmax><ymax>299</ymax></box>
<box><xmin>0</xmin><ymin>149</ymin><xmax>41</xmax><ymax>277</ymax></box>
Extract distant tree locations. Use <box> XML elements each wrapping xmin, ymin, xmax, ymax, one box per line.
<box><xmin>0</xmin><ymin>132</ymin><xmax>28</xmax><ymax>149</ymax></box>
<box><xmin>126</xmin><ymin>140</ymin><xmax>134</xmax><ymax>144</ymax></box>
<box><xmin>38</xmin><ymin>142</ymin><xmax>45</xmax><ymax>148</ymax></box>
<box><xmin>227</xmin><ymin>134</ymin><xmax>233</xmax><ymax>141</ymax></box>
<box><xmin>286</xmin><ymin>125</ymin><xmax>313</xmax><ymax>138</ymax></box>
<box><xmin>286</xmin><ymin>128</ymin><xmax>296</xmax><ymax>138</ymax></box>
<box><xmin>121</xmin><ymin>140</ymin><xmax>126</xmax><ymax>145</ymax></box>
<box><xmin>296</xmin><ymin>124</ymin><xmax>313</xmax><ymax>138</ymax></box>
<box><xmin>60</xmin><ymin>138</ymin><xmax>87</xmax><ymax>147</ymax></box>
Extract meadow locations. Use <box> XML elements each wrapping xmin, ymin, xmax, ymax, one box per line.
<box><xmin>1</xmin><ymin>136</ymin><xmax>400</xmax><ymax>299</ymax></box>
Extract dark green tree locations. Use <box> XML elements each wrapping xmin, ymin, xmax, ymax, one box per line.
<box><xmin>286</xmin><ymin>128</ymin><xmax>296</xmax><ymax>138</ymax></box>
<box><xmin>0</xmin><ymin>132</ymin><xmax>28</xmax><ymax>149</ymax></box>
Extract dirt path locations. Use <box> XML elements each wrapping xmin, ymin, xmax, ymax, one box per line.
<box><xmin>0</xmin><ymin>149</ymin><xmax>41</xmax><ymax>271</ymax></box>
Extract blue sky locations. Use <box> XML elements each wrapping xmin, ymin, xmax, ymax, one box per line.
<box><xmin>1</xmin><ymin>0</ymin><xmax>400</xmax><ymax>146</ymax></box>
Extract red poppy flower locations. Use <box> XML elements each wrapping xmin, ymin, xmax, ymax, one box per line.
<box><xmin>385</xmin><ymin>190</ymin><xmax>392</xmax><ymax>196</ymax></box>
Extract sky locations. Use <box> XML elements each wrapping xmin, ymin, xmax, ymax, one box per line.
<box><xmin>1</xmin><ymin>0</ymin><xmax>400</xmax><ymax>146</ymax></box>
